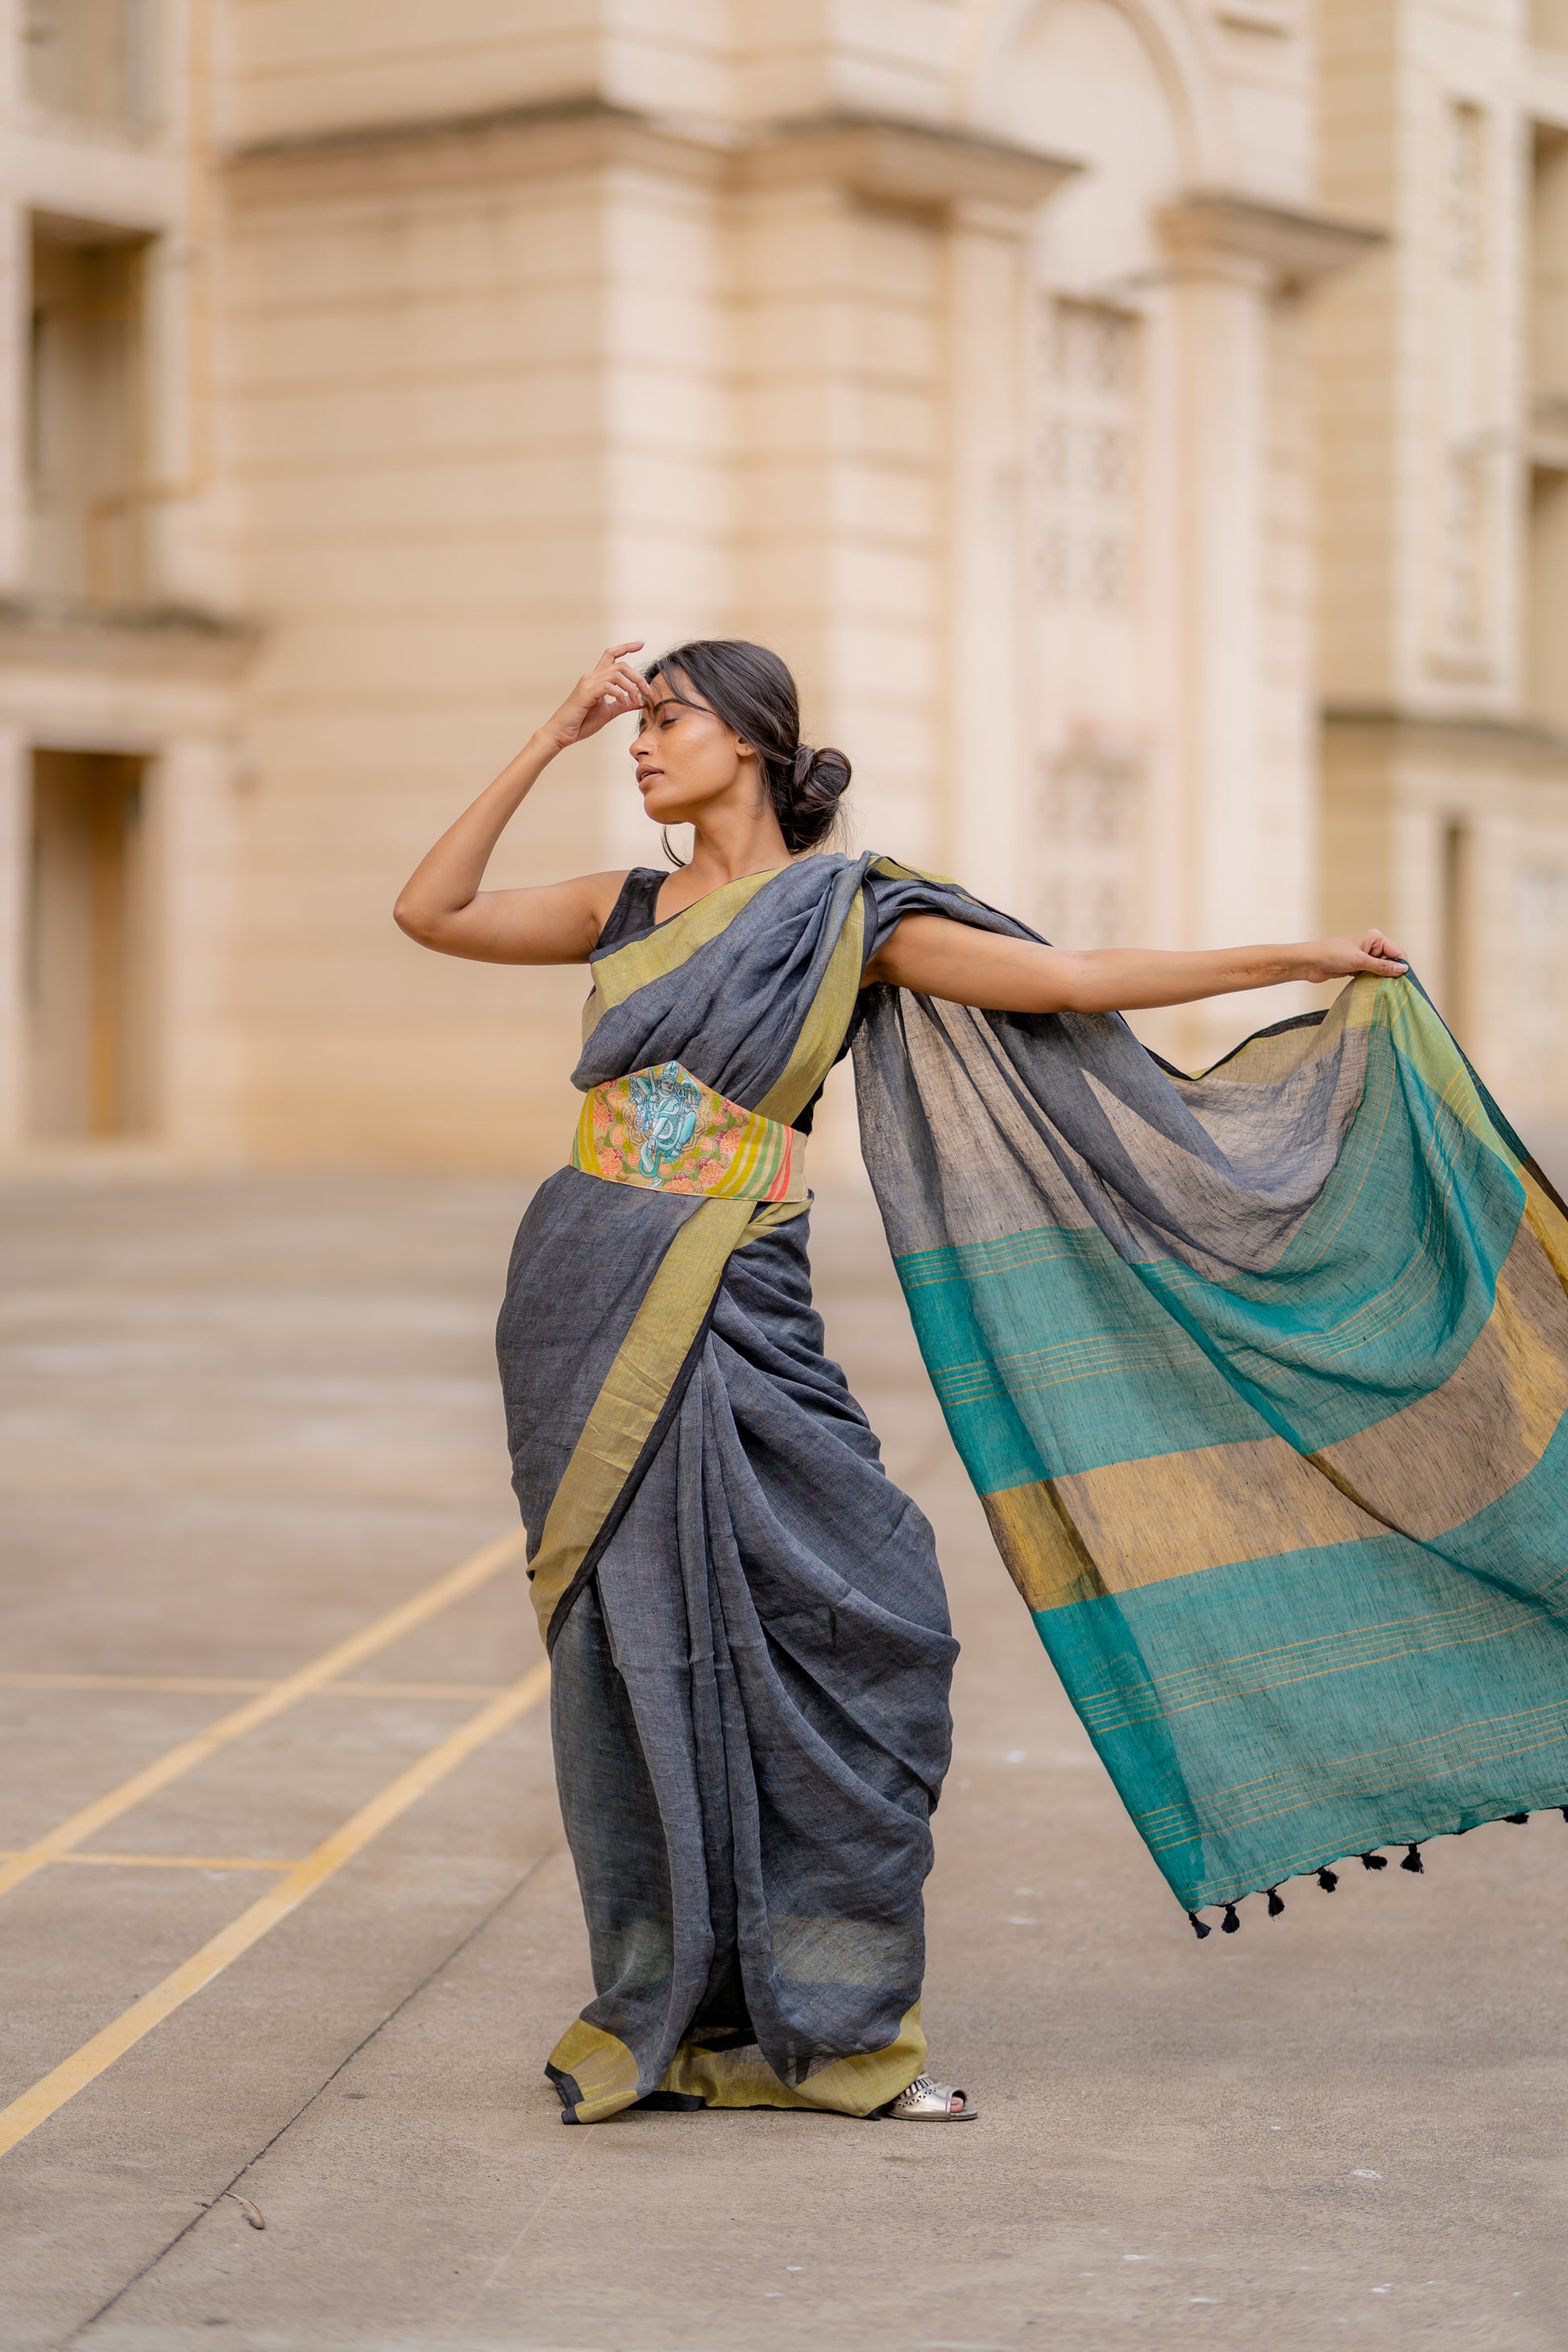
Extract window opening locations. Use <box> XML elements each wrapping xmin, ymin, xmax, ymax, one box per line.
<box><xmin>1030</xmin><ymin>295</ymin><xmax>1143</xmax><ymax>948</ymax></box>
<box><xmin>1431</xmin><ymin>104</ymin><xmax>1491</xmax><ymax>668</ymax></box>
<box><xmin>27</xmin><ymin>215</ymin><xmax>150</xmax><ymax>603</ymax></box>
<box><xmin>1527</xmin><ymin>124</ymin><xmax>1568</xmax><ymax>728</ymax></box>
<box><xmin>23</xmin><ymin>0</ymin><xmax>158</xmax><ymax>128</ymax></box>
<box><xmin>27</xmin><ymin>750</ymin><xmax>152</xmax><ymax>1139</ymax></box>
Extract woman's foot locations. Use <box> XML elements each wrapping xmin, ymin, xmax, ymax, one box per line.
<box><xmin>882</xmin><ymin>2072</ymin><xmax>977</xmax><ymax>2120</ymax></box>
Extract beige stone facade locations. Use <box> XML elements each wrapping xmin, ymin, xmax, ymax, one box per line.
<box><xmin>4</xmin><ymin>0</ymin><xmax>1565</xmax><ymax>1175</ymax></box>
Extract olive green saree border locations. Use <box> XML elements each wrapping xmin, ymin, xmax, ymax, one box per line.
<box><xmin>528</xmin><ymin>1195</ymin><xmax>757</xmax><ymax>1646</ymax></box>
<box><xmin>582</xmin><ymin>865</ymin><xmax>790</xmax><ymax>1045</ymax></box>
<box><xmin>547</xmin><ymin>2005</ymin><xmax>927</xmax><ymax>2124</ymax></box>
<box><xmin>534</xmin><ymin>872</ymin><xmax>869</xmax><ymax>1650</ymax></box>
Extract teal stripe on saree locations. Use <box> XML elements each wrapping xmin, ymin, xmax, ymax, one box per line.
<box><xmin>852</xmin><ymin>895</ymin><xmax>1568</xmax><ymax>1930</ymax></box>
<box><xmin>898</xmin><ymin>1017</ymin><xmax>1524</xmax><ymax>1483</ymax></box>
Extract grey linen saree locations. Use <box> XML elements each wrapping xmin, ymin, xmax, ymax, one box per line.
<box><xmin>498</xmin><ymin>857</ymin><xmax>954</xmax><ymax>2125</ymax></box>
<box><xmin>500</xmin><ymin>852</ymin><xmax>1568</xmax><ymax>2121</ymax></box>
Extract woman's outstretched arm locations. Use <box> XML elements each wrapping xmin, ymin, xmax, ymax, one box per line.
<box><xmin>864</xmin><ymin>917</ymin><xmax>1408</xmax><ymax>1014</ymax></box>
<box><xmin>393</xmin><ymin>644</ymin><xmax>650</xmax><ymax>963</ymax></box>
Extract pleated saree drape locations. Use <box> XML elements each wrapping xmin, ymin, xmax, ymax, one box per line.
<box><xmin>499</xmin><ymin>858</ymin><xmax>954</xmax><ymax>2125</ymax></box>
<box><xmin>500</xmin><ymin>852</ymin><xmax>1568</xmax><ymax>2121</ymax></box>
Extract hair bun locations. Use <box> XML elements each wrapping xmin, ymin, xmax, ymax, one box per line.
<box><xmin>799</xmin><ymin>744</ymin><xmax>852</xmax><ymax>802</ymax></box>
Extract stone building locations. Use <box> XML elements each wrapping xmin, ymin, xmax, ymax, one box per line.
<box><xmin>4</xmin><ymin>0</ymin><xmax>1566</xmax><ymax>1174</ymax></box>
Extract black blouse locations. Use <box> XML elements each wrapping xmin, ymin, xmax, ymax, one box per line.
<box><xmin>593</xmin><ymin>867</ymin><xmax>666</xmax><ymax>954</ymax></box>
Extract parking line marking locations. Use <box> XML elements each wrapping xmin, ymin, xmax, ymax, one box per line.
<box><xmin>0</xmin><ymin>1852</ymin><xmax>299</xmax><ymax>1872</ymax></box>
<box><xmin>0</xmin><ymin>1658</ymin><xmax>550</xmax><ymax>2159</ymax></box>
<box><xmin>0</xmin><ymin>1676</ymin><xmax>275</xmax><ymax>1696</ymax></box>
<box><xmin>0</xmin><ymin>1675</ymin><xmax>512</xmax><ymax>1702</ymax></box>
<box><xmin>0</xmin><ymin>1529</ymin><xmax>526</xmax><ymax>1905</ymax></box>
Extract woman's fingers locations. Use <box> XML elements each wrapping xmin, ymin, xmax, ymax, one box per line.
<box><xmin>540</xmin><ymin>647</ymin><xmax>649</xmax><ymax>749</ymax></box>
<box><xmin>586</xmin><ymin>661</ymin><xmax>649</xmax><ymax>710</ymax></box>
<box><xmin>565</xmin><ymin>660</ymin><xmax>650</xmax><ymax>742</ymax></box>
<box><xmin>1302</xmin><ymin>936</ymin><xmax>1410</xmax><ymax>982</ymax></box>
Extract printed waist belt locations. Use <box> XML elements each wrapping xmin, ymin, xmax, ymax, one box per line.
<box><xmin>571</xmin><ymin>1062</ymin><xmax>807</xmax><ymax>1201</ymax></box>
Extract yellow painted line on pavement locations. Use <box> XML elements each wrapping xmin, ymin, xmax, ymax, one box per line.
<box><xmin>0</xmin><ymin>1674</ymin><xmax>512</xmax><ymax>1702</ymax></box>
<box><xmin>0</xmin><ymin>1658</ymin><xmax>550</xmax><ymax>2159</ymax></box>
<box><xmin>0</xmin><ymin>1675</ymin><xmax>276</xmax><ymax>1696</ymax></box>
<box><xmin>317</xmin><ymin>1680</ymin><xmax>511</xmax><ymax>1703</ymax></box>
<box><xmin>0</xmin><ymin>1529</ymin><xmax>527</xmax><ymax>1905</ymax></box>
<box><xmin>0</xmin><ymin>1851</ymin><xmax>300</xmax><ymax>1873</ymax></box>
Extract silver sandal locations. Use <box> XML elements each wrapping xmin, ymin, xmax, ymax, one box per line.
<box><xmin>882</xmin><ymin>2072</ymin><xmax>978</xmax><ymax>2121</ymax></box>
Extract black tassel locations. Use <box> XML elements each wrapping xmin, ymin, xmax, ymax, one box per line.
<box><xmin>1222</xmin><ymin>1902</ymin><xmax>1241</xmax><ymax>1934</ymax></box>
<box><xmin>1188</xmin><ymin>1910</ymin><xmax>1211</xmax><ymax>1939</ymax></box>
<box><xmin>1317</xmin><ymin>1866</ymin><xmax>1338</xmax><ymax>1892</ymax></box>
<box><xmin>1562</xmin><ymin>1808</ymin><xmax>1568</xmax><ymax>1822</ymax></box>
<box><xmin>1360</xmin><ymin>1851</ymin><xmax>1388</xmax><ymax>1870</ymax></box>
<box><xmin>1267</xmin><ymin>1886</ymin><xmax>1284</xmax><ymax>1917</ymax></box>
<box><xmin>1504</xmin><ymin>1812</ymin><xmax>1529</xmax><ymax>1824</ymax></box>
<box><xmin>1400</xmin><ymin>1842</ymin><xmax>1424</xmax><ymax>1873</ymax></box>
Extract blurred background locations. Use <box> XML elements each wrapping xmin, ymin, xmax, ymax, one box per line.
<box><xmin>6</xmin><ymin>0</ymin><xmax>1568</xmax><ymax>1179</ymax></box>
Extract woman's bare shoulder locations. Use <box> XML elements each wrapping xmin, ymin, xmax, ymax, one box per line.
<box><xmin>574</xmin><ymin>868</ymin><xmax>636</xmax><ymax>924</ymax></box>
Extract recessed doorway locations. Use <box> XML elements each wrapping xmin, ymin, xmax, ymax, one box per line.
<box><xmin>28</xmin><ymin>748</ymin><xmax>154</xmax><ymax>1139</ymax></box>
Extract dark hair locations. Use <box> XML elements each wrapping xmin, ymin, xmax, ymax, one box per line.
<box><xmin>644</xmin><ymin>638</ymin><xmax>852</xmax><ymax>857</ymax></box>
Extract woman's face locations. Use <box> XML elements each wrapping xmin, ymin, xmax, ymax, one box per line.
<box><xmin>628</xmin><ymin>671</ymin><xmax>757</xmax><ymax>829</ymax></box>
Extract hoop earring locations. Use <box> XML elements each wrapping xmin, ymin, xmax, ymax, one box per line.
<box><xmin>661</xmin><ymin>827</ymin><xmax>688</xmax><ymax>869</ymax></box>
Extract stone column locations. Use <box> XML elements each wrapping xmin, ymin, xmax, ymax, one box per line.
<box><xmin>154</xmin><ymin>732</ymin><xmax>243</xmax><ymax>1164</ymax></box>
<box><xmin>0</xmin><ymin>724</ymin><xmax>27</xmax><ymax>1154</ymax></box>
<box><xmin>736</xmin><ymin>120</ymin><xmax>1075</xmax><ymax>884</ymax></box>
<box><xmin>728</xmin><ymin>120</ymin><xmax>1072</xmax><ymax>1176</ymax></box>
<box><xmin>1156</xmin><ymin>193</ymin><xmax>1379</xmax><ymax>1068</ymax></box>
<box><xmin>944</xmin><ymin>198</ymin><xmax>1034</xmax><ymax>905</ymax></box>
<box><xmin>0</xmin><ymin>199</ymin><xmax>28</xmax><ymax>593</ymax></box>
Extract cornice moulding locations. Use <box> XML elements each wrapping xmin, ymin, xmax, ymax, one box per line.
<box><xmin>0</xmin><ymin>598</ymin><xmax>257</xmax><ymax>679</ymax></box>
<box><xmin>737</xmin><ymin>114</ymin><xmax>1078</xmax><ymax>213</ymax></box>
<box><xmin>226</xmin><ymin>97</ymin><xmax>1079</xmax><ymax>216</ymax></box>
<box><xmin>1322</xmin><ymin>703</ymin><xmax>1568</xmax><ymax>770</ymax></box>
<box><xmin>1159</xmin><ymin>191</ymin><xmax>1383</xmax><ymax>289</ymax></box>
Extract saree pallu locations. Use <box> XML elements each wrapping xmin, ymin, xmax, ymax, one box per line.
<box><xmin>498</xmin><ymin>858</ymin><xmax>954</xmax><ymax>2124</ymax></box>
<box><xmin>852</xmin><ymin>863</ymin><xmax>1568</xmax><ymax>1929</ymax></box>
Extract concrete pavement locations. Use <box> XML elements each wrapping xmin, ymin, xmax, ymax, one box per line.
<box><xmin>1</xmin><ymin>1163</ymin><xmax>1565</xmax><ymax>2352</ymax></box>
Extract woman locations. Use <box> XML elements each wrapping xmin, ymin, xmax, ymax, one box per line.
<box><xmin>396</xmin><ymin>639</ymin><xmax>1568</xmax><ymax>2122</ymax></box>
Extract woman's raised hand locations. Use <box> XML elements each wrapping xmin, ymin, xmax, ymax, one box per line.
<box><xmin>541</xmin><ymin>643</ymin><xmax>652</xmax><ymax>749</ymax></box>
<box><xmin>393</xmin><ymin>641</ymin><xmax>656</xmax><ymax>963</ymax></box>
<box><xmin>1300</xmin><ymin>931</ymin><xmax>1410</xmax><ymax>983</ymax></box>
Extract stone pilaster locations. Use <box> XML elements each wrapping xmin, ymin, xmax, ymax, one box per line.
<box><xmin>1156</xmin><ymin>191</ymin><xmax>1379</xmax><ymax>1064</ymax></box>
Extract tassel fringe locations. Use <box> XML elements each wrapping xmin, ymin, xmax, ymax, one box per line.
<box><xmin>1187</xmin><ymin>1807</ymin><xmax>1565</xmax><ymax>1939</ymax></box>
